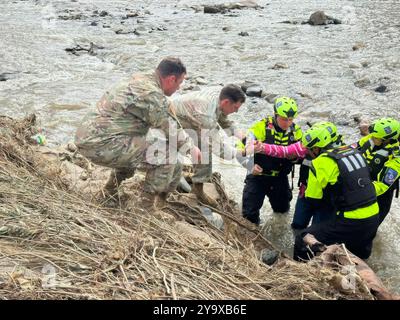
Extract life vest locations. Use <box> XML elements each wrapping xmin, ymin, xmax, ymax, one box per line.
<box><xmin>254</xmin><ymin>116</ymin><xmax>297</xmax><ymax>176</ymax></box>
<box><xmin>326</xmin><ymin>146</ymin><xmax>377</xmax><ymax>212</ymax></box>
<box><xmin>359</xmin><ymin>138</ymin><xmax>399</xmax><ymax>180</ymax></box>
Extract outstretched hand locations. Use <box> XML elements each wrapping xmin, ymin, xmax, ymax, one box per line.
<box><xmin>252</xmin><ymin>164</ymin><xmax>263</xmax><ymax>175</ymax></box>
<box><xmin>246</xmin><ymin>141</ymin><xmax>264</xmax><ymax>155</ymax></box>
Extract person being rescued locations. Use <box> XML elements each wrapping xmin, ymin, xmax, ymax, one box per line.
<box><xmin>249</xmin><ymin>121</ymin><xmax>346</xmax><ymax>232</ymax></box>
<box><xmin>240</xmin><ymin>97</ymin><xmax>302</xmax><ymax>225</ymax></box>
<box><xmin>292</xmin><ymin>125</ymin><xmax>379</xmax><ymax>261</ymax></box>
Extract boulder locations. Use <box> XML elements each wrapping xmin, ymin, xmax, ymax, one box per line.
<box><xmin>239</xmin><ymin>81</ymin><xmax>264</xmax><ymax>97</ymax></box>
<box><xmin>199</xmin><ymin>207</ymin><xmax>224</xmax><ymax>230</ymax></box>
<box><xmin>174</xmin><ymin>221</ymin><xmax>217</xmax><ymax>245</ymax></box>
<box><xmin>204</xmin><ymin>1</ymin><xmax>262</xmax><ymax>14</ymax></box>
<box><xmin>203</xmin><ymin>183</ymin><xmax>220</xmax><ymax>202</ymax></box>
<box><xmin>354</xmin><ymin>77</ymin><xmax>371</xmax><ymax>88</ymax></box>
<box><xmin>271</xmin><ymin>63</ymin><xmax>288</xmax><ymax>70</ymax></box>
<box><xmin>204</xmin><ymin>5</ymin><xmax>226</xmax><ymax>14</ymax></box>
<box><xmin>307</xmin><ymin>11</ymin><xmax>342</xmax><ymax>25</ymax></box>
<box><xmin>261</xmin><ymin>248</ymin><xmax>280</xmax><ymax>266</ymax></box>
<box><xmin>0</xmin><ymin>72</ymin><xmax>18</xmax><ymax>82</ymax></box>
<box><xmin>352</xmin><ymin>42</ymin><xmax>366</xmax><ymax>51</ymax></box>
<box><xmin>245</xmin><ymin>85</ymin><xmax>264</xmax><ymax>97</ymax></box>
<box><xmin>375</xmin><ymin>85</ymin><xmax>387</xmax><ymax>93</ymax></box>
<box><xmin>264</xmin><ymin>93</ymin><xmax>279</xmax><ymax>103</ymax></box>
<box><xmin>194</xmin><ymin>77</ymin><xmax>208</xmax><ymax>85</ymax></box>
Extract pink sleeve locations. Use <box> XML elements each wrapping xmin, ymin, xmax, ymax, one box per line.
<box><xmin>263</xmin><ymin>141</ymin><xmax>307</xmax><ymax>159</ymax></box>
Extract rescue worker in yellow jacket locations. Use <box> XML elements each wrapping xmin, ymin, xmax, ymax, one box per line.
<box><xmin>241</xmin><ymin>97</ymin><xmax>302</xmax><ymax>225</ymax></box>
<box><xmin>373</xmin><ymin>155</ymin><xmax>400</xmax><ymax>223</ymax></box>
<box><xmin>355</xmin><ymin>118</ymin><xmax>400</xmax><ymax>225</ymax></box>
<box><xmin>294</xmin><ymin>126</ymin><xmax>379</xmax><ymax>261</ymax></box>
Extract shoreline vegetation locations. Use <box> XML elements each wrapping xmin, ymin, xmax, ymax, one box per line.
<box><xmin>0</xmin><ymin>114</ymin><xmax>397</xmax><ymax>300</ymax></box>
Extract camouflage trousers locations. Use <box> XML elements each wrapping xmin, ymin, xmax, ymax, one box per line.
<box><xmin>192</xmin><ymin>153</ymin><xmax>212</xmax><ymax>184</ymax></box>
<box><xmin>76</xmin><ymin>135</ymin><xmax>182</xmax><ymax>194</ymax></box>
<box><xmin>177</xmin><ymin>121</ymin><xmax>212</xmax><ymax>184</ymax></box>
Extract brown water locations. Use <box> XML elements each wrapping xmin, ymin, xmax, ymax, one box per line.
<box><xmin>1</xmin><ymin>0</ymin><xmax>399</xmax><ymax>294</ymax></box>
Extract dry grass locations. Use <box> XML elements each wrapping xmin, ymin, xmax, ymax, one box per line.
<box><xmin>0</xmin><ymin>115</ymin><xmax>373</xmax><ymax>300</ymax></box>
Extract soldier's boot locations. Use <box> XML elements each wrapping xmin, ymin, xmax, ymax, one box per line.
<box><xmin>192</xmin><ymin>183</ymin><xmax>219</xmax><ymax>208</ymax></box>
<box><xmin>137</xmin><ymin>192</ymin><xmax>158</xmax><ymax>213</ymax></box>
<box><xmin>104</xmin><ymin>168</ymin><xmax>135</xmax><ymax>197</ymax></box>
<box><xmin>156</xmin><ymin>192</ymin><xmax>169</xmax><ymax>209</ymax></box>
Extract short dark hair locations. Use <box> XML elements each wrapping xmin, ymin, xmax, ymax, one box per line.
<box><xmin>156</xmin><ymin>57</ymin><xmax>187</xmax><ymax>78</ymax></box>
<box><xmin>219</xmin><ymin>84</ymin><xmax>246</xmax><ymax>103</ymax></box>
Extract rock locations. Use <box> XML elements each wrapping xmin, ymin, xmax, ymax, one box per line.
<box><xmin>240</xmin><ymin>80</ymin><xmax>258</xmax><ymax>93</ymax></box>
<box><xmin>65</xmin><ymin>42</ymin><xmax>104</xmax><ymax>56</ymax></box>
<box><xmin>204</xmin><ymin>5</ymin><xmax>226</xmax><ymax>14</ymax></box>
<box><xmin>126</xmin><ymin>11</ymin><xmax>139</xmax><ymax>18</ymax></box>
<box><xmin>296</xmin><ymin>92</ymin><xmax>313</xmax><ymax>99</ymax></box>
<box><xmin>58</xmin><ymin>14</ymin><xmax>85</xmax><ymax>20</ymax></box>
<box><xmin>203</xmin><ymin>183</ymin><xmax>220</xmax><ymax>202</ymax></box>
<box><xmin>204</xmin><ymin>1</ymin><xmax>261</xmax><ymax>14</ymax></box>
<box><xmin>349</xmin><ymin>63</ymin><xmax>361</xmax><ymax>69</ymax></box>
<box><xmin>375</xmin><ymin>85</ymin><xmax>387</xmax><ymax>93</ymax></box>
<box><xmin>227</xmin><ymin>0</ymin><xmax>262</xmax><ymax>10</ymax></box>
<box><xmin>261</xmin><ymin>248</ymin><xmax>279</xmax><ymax>265</ymax></box>
<box><xmin>114</xmin><ymin>28</ymin><xmax>137</xmax><ymax>35</ymax></box>
<box><xmin>280</xmin><ymin>20</ymin><xmax>300</xmax><ymax>24</ymax></box>
<box><xmin>308</xmin><ymin>11</ymin><xmax>341</xmax><ymax>25</ymax></box>
<box><xmin>178</xmin><ymin>176</ymin><xmax>192</xmax><ymax>193</ymax></box>
<box><xmin>264</xmin><ymin>93</ymin><xmax>279</xmax><ymax>104</ymax></box>
<box><xmin>174</xmin><ymin>221</ymin><xmax>217</xmax><ymax>245</ymax></box>
<box><xmin>199</xmin><ymin>207</ymin><xmax>224</xmax><ymax>230</ymax></box>
<box><xmin>246</xmin><ymin>85</ymin><xmax>264</xmax><ymax>97</ymax></box>
<box><xmin>190</xmin><ymin>5</ymin><xmax>203</xmax><ymax>13</ymax></box>
<box><xmin>354</xmin><ymin>78</ymin><xmax>371</xmax><ymax>89</ymax></box>
<box><xmin>89</xmin><ymin>21</ymin><xmax>98</xmax><ymax>26</ymax></box>
<box><xmin>0</xmin><ymin>72</ymin><xmax>18</xmax><ymax>82</ymax></box>
<box><xmin>238</xmin><ymin>31</ymin><xmax>249</xmax><ymax>36</ymax></box>
<box><xmin>352</xmin><ymin>42</ymin><xmax>366</xmax><ymax>51</ymax></box>
<box><xmin>271</xmin><ymin>63</ymin><xmax>288</xmax><ymax>70</ymax></box>
<box><xmin>66</xmin><ymin>142</ymin><xmax>77</xmax><ymax>153</ymax></box>
<box><xmin>301</xmin><ymin>69</ymin><xmax>317</xmax><ymax>74</ymax></box>
<box><xmin>194</xmin><ymin>77</ymin><xmax>208</xmax><ymax>85</ymax></box>
<box><xmin>308</xmin><ymin>11</ymin><xmax>328</xmax><ymax>25</ymax></box>
<box><xmin>183</xmin><ymin>84</ymin><xmax>201</xmax><ymax>91</ymax></box>
<box><xmin>99</xmin><ymin>11</ymin><xmax>109</xmax><ymax>17</ymax></box>
<box><xmin>354</xmin><ymin>77</ymin><xmax>371</xmax><ymax>88</ymax></box>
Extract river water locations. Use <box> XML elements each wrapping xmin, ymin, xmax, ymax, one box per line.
<box><xmin>1</xmin><ymin>0</ymin><xmax>399</xmax><ymax>294</ymax></box>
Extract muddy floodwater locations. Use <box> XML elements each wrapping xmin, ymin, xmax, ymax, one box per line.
<box><xmin>1</xmin><ymin>0</ymin><xmax>399</xmax><ymax>294</ymax></box>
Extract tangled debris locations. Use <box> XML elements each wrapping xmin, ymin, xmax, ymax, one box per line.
<box><xmin>0</xmin><ymin>115</ymin><xmax>396</xmax><ymax>300</ymax></box>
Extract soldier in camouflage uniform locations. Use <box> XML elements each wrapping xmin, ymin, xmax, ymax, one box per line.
<box><xmin>170</xmin><ymin>84</ymin><xmax>246</xmax><ymax>207</ymax></box>
<box><xmin>75</xmin><ymin>57</ymin><xmax>197</xmax><ymax>210</ymax></box>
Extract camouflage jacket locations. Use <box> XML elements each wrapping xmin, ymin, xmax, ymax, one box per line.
<box><xmin>75</xmin><ymin>71</ymin><xmax>190</xmax><ymax>151</ymax></box>
<box><xmin>170</xmin><ymin>87</ymin><xmax>238</xmax><ymax>160</ymax></box>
